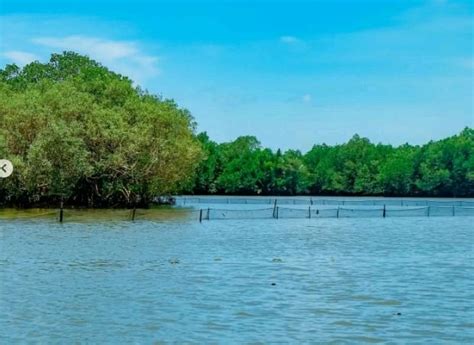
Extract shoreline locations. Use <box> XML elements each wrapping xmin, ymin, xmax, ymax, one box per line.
<box><xmin>2</xmin><ymin>195</ymin><xmax>473</xmax><ymax>210</ymax></box>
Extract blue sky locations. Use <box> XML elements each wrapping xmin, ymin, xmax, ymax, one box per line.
<box><xmin>0</xmin><ymin>0</ymin><xmax>472</xmax><ymax>150</ymax></box>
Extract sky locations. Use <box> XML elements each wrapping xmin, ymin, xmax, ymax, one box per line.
<box><xmin>0</xmin><ymin>0</ymin><xmax>473</xmax><ymax>151</ymax></box>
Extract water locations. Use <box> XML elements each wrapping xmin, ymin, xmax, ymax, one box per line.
<box><xmin>1</xmin><ymin>212</ymin><xmax>473</xmax><ymax>343</ymax></box>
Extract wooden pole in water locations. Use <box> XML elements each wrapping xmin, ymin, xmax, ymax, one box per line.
<box><xmin>383</xmin><ymin>204</ymin><xmax>386</xmax><ymax>218</ymax></box>
<box><xmin>308</xmin><ymin>206</ymin><xmax>311</xmax><ymax>219</ymax></box>
<box><xmin>199</xmin><ymin>209</ymin><xmax>203</xmax><ymax>223</ymax></box>
<box><xmin>131</xmin><ymin>206</ymin><xmax>136</xmax><ymax>221</ymax></box>
<box><xmin>273</xmin><ymin>199</ymin><xmax>278</xmax><ymax>218</ymax></box>
<box><xmin>276</xmin><ymin>207</ymin><xmax>279</xmax><ymax>219</ymax></box>
<box><xmin>452</xmin><ymin>205</ymin><xmax>455</xmax><ymax>217</ymax></box>
<box><xmin>59</xmin><ymin>199</ymin><xmax>64</xmax><ymax>223</ymax></box>
<box><xmin>427</xmin><ymin>206</ymin><xmax>430</xmax><ymax>217</ymax></box>
<box><xmin>336</xmin><ymin>207</ymin><xmax>340</xmax><ymax>218</ymax></box>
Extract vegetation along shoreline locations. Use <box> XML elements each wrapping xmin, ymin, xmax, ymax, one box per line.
<box><xmin>1</xmin><ymin>52</ymin><xmax>472</xmax><ymax>209</ymax></box>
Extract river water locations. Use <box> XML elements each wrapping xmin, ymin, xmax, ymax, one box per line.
<box><xmin>0</xmin><ymin>205</ymin><xmax>473</xmax><ymax>343</ymax></box>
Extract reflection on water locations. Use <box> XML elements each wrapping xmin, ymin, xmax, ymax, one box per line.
<box><xmin>0</xmin><ymin>207</ymin><xmax>197</xmax><ymax>223</ymax></box>
<box><xmin>0</xmin><ymin>214</ymin><xmax>473</xmax><ymax>343</ymax></box>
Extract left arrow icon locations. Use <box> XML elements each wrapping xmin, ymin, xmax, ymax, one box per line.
<box><xmin>0</xmin><ymin>160</ymin><xmax>13</xmax><ymax>178</ymax></box>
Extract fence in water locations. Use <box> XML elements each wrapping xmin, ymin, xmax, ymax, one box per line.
<box><xmin>176</xmin><ymin>196</ymin><xmax>474</xmax><ymax>208</ymax></box>
<box><xmin>196</xmin><ymin>205</ymin><xmax>474</xmax><ymax>221</ymax></box>
<box><xmin>3</xmin><ymin>199</ymin><xmax>472</xmax><ymax>222</ymax></box>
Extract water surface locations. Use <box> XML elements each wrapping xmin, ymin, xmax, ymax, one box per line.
<box><xmin>0</xmin><ymin>212</ymin><xmax>473</xmax><ymax>343</ymax></box>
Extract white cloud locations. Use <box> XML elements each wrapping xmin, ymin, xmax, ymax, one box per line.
<box><xmin>280</xmin><ymin>35</ymin><xmax>301</xmax><ymax>44</ymax></box>
<box><xmin>33</xmin><ymin>36</ymin><xmax>137</xmax><ymax>60</ymax></box>
<box><xmin>2</xmin><ymin>50</ymin><xmax>39</xmax><ymax>66</ymax></box>
<box><xmin>31</xmin><ymin>35</ymin><xmax>160</xmax><ymax>84</ymax></box>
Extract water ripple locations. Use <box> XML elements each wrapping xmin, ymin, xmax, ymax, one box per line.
<box><xmin>0</xmin><ymin>217</ymin><xmax>473</xmax><ymax>343</ymax></box>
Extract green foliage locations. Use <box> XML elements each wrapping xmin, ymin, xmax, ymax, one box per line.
<box><xmin>1</xmin><ymin>52</ymin><xmax>471</xmax><ymax>204</ymax></box>
<box><xmin>0</xmin><ymin>52</ymin><xmax>202</xmax><ymax>207</ymax></box>
<box><xmin>378</xmin><ymin>146</ymin><xmax>415</xmax><ymax>195</ymax></box>
<box><xmin>25</xmin><ymin>120</ymin><xmax>91</xmax><ymax>200</ymax></box>
<box><xmin>414</xmin><ymin>128</ymin><xmax>474</xmax><ymax>197</ymax></box>
<box><xmin>188</xmin><ymin>129</ymin><xmax>473</xmax><ymax>197</ymax></box>
<box><xmin>216</xmin><ymin>136</ymin><xmax>264</xmax><ymax>194</ymax></box>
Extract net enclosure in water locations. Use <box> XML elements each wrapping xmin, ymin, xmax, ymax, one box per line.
<box><xmin>195</xmin><ymin>205</ymin><xmax>474</xmax><ymax>221</ymax></box>
<box><xmin>176</xmin><ymin>196</ymin><xmax>474</xmax><ymax>207</ymax></box>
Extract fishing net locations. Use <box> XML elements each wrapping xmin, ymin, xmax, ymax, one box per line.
<box><xmin>337</xmin><ymin>207</ymin><xmax>383</xmax><ymax>218</ymax></box>
<box><xmin>206</xmin><ymin>208</ymin><xmax>274</xmax><ymax>220</ymax></box>
<box><xmin>197</xmin><ymin>205</ymin><xmax>474</xmax><ymax>221</ymax></box>
<box><xmin>176</xmin><ymin>197</ymin><xmax>474</xmax><ymax>208</ymax></box>
<box><xmin>384</xmin><ymin>207</ymin><xmax>428</xmax><ymax>217</ymax></box>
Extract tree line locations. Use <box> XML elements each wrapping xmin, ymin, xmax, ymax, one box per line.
<box><xmin>188</xmin><ymin>129</ymin><xmax>473</xmax><ymax>197</ymax></box>
<box><xmin>0</xmin><ymin>52</ymin><xmax>472</xmax><ymax>208</ymax></box>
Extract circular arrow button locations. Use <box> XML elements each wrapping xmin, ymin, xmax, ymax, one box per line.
<box><xmin>0</xmin><ymin>159</ymin><xmax>13</xmax><ymax>178</ymax></box>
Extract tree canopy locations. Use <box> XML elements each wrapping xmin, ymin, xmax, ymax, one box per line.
<box><xmin>0</xmin><ymin>52</ymin><xmax>202</xmax><ymax>207</ymax></box>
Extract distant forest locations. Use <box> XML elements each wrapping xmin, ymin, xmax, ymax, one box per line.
<box><xmin>188</xmin><ymin>129</ymin><xmax>473</xmax><ymax>197</ymax></box>
<box><xmin>0</xmin><ymin>52</ymin><xmax>472</xmax><ymax>208</ymax></box>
